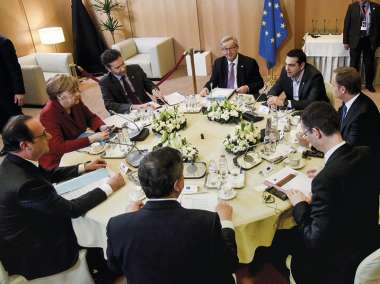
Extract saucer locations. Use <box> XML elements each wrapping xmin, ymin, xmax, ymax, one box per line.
<box><xmin>284</xmin><ymin>158</ymin><xmax>306</xmax><ymax>170</ymax></box>
<box><xmin>218</xmin><ymin>190</ymin><xmax>237</xmax><ymax>200</ymax></box>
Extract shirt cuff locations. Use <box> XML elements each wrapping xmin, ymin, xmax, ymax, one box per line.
<box><xmin>98</xmin><ymin>183</ymin><xmax>113</xmax><ymax>197</ymax></box>
<box><xmin>221</xmin><ymin>220</ymin><xmax>235</xmax><ymax>230</ymax></box>
<box><xmin>287</xmin><ymin>100</ymin><xmax>292</xmax><ymax>108</ymax></box>
<box><xmin>78</xmin><ymin>163</ymin><xmax>86</xmax><ymax>174</ymax></box>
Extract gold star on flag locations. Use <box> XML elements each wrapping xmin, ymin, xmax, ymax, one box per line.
<box><xmin>268</xmin><ymin>2</ymin><xmax>272</xmax><ymax>7</ymax></box>
<box><xmin>281</xmin><ymin>23</ymin><xmax>286</xmax><ymax>29</ymax></box>
<box><xmin>275</xmin><ymin>3</ymin><xmax>279</xmax><ymax>8</ymax></box>
<box><xmin>262</xmin><ymin>21</ymin><xmax>266</xmax><ymax>26</ymax></box>
<box><xmin>271</xmin><ymin>38</ymin><xmax>275</xmax><ymax>43</ymax></box>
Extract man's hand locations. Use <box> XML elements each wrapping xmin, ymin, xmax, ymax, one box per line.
<box><xmin>107</xmin><ymin>173</ymin><xmax>125</xmax><ymax>192</ymax></box>
<box><xmin>344</xmin><ymin>44</ymin><xmax>350</xmax><ymax>50</ymax></box>
<box><xmin>216</xmin><ymin>201</ymin><xmax>233</xmax><ymax>221</ymax></box>
<box><xmin>84</xmin><ymin>159</ymin><xmax>107</xmax><ymax>172</ymax></box>
<box><xmin>14</xmin><ymin>94</ymin><xmax>25</xmax><ymax>106</ymax></box>
<box><xmin>126</xmin><ymin>200</ymin><xmax>144</xmax><ymax>213</ymax></box>
<box><xmin>286</xmin><ymin>189</ymin><xmax>310</xmax><ymax>206</ymax></box>
<box><xmin>236</xmin><ymin>85</ymin><xmax>249</xmax><ymax>94</ymax></box>
<box><xmin>199</xmin><ymin>87</ymin><xmax>209</xmax><ymax>97</ymax></box>
<box><xmin>99</xmin><ymin>125</ymin><xmax>115</xmax><ymax>133</ymax></box>
<box><xmin>267</xmin><ymin>95</ymin><xmax>286</xmax><ymax>108</ymax></box>
<box><xmin>152</xmin><ymin>89</ymin><xmax>164</xmax><ymax>101</ymax></box>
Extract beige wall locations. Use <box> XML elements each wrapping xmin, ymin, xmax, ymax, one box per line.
<box><xmin>2</xmin><ymin>0</ymin><xmax>377</xmax><ymax>74</ymax></box>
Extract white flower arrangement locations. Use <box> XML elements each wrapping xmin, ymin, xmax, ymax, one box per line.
<box><xmin>153</xmin><ymin>132</ymin><xmax>199</xmax><ymax>162</ymax></box>
<box><xmin>206</xmin><ymin>100</ymin><xmax>241</xmax><ymax>123</ymax></box>
<box><xmin>151</xmin><ymin>107</ymin><xmax>187</xmax><ymax>134</ymax></box>
<box><xmin>223</xmin><ymin>121</ymin><xmax>260</xmax><ymax>154</ymax></box>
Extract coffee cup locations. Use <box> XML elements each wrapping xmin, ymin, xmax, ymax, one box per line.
<box><xmin>90</xmin><ymin>142</ymin><xmax>103</xmax><ymax>153</ymax></box>
<box><xmin>288</xmin><ymin>150</ymin><xmax>302</xmax><ymax>167</ymax></box>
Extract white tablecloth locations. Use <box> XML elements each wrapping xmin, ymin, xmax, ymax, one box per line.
<box><xmin>61</xmin><ymin>106</ymin><xmax>324</xmax><ymax>264</ymax></box>
<box><xmin>303</xmin><ymin>33</ymin><xmax>380</xmax><ymax>84</ymax></box>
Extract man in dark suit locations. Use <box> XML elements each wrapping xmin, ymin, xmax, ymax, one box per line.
<box><xmin>100</xmin><ymin>49</ymin><xmax>162</xmax><ymax>114</ymax></box>
<box><xmin>0</xmin><ymin>115</ymin><xmax>125</xmax><ymax>280</ymax></box>
<box><xmin>267</xmin><ymin>49</ymin><xmax>328</xmax><ymax>110</ymax></box>
<box><xmin>332</xmin><ymin>67</ymin><xmax>380</xmax><ymax>156</ymax></box>
<box><xmin>343</xmin><ymin>0</ymin><xmax>380</xmax><ymax>92</ymax></box>
<box><xmin>255</xmin><ymin>102</ymin><xmax>379</xmax><ymax>284</ymax></box>
<box><xmin>200</xmin><ymin>35</ymin><xmax>264</xmax><ymax>97</ymax></box>
<box><xmin>0</xmin><ymin>35</ymin><xmax>25</xmax><ymax>132</ymax></box>
<box><xmin>106</xmin><ymin>147</ymin><xmax>238</xmax><ymax>284</ymax></box>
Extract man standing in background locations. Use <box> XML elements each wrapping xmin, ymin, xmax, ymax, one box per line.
<box><xmin>0</xmin><ymin>35</ymin><xmax>25</xmax><ymax>132</ymax></box>
<box><xmin>343</xmin><ymin>0</ymin><xmax>380</xmax><ymax>92</ymax></box>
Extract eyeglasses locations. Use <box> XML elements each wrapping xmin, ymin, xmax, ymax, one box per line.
<box><xmin>222</xmin><ymin>46</ymin><xmax>237</xmax><ymax>52</ymax></box>
<box><xmin>34</xmin><ymin>129</ymin><xmax>48</xmax><ymax>140</ymax></box>
<box><xmin>301</xmin><ymin>128</ymin><xmax>312</xmax><ymax>138</ymax></box>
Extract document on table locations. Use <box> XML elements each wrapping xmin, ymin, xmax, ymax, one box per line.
<box><xmin>163</xmin><ymin>92</ymin><xmax>186</xmax><ymax>105</ymax></box>
<box><xmin>180</xmin><ymin>193</ymin><xmax>218</xmax><ymax>212</ymax></box>
<box><xmin>264</xmin><ymin>167</ymin><xmax>312</xmax><ymax>196</ymax></box>
<box><xmin>208</xmin><ymin>88</ymin><xmax>235</xmax><ymax>100</ymax></box>
<box><xmin>55</xmin><ymin>168</ymin><xmax>112</xmax><ymax>200</ymax></box>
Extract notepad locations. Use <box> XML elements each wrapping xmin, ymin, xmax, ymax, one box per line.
<box><xmin>207</xmin><ymin>88</ymin><xmax>235</xmax><ymax>100</ymax></box>
<box><xmin>55</xmin><ymin>168</ymin><xmax>110</xmax><ymax>195</ymax></box>
<box><xmin>264</xmin><ymin>167</ymin><xmax>312</xmax><ymax>196</ymax></box>
<box><xmin>163</xmin><ymin>92</ymin><xmax>186</xmax><ymax>105</ymax></box>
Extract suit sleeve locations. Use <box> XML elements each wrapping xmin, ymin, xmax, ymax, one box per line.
<box><xmin>246</xmin><ymin>59</ymin><xmax>264</xmax><ymax>94</ymax></box>
<box><xmin>137</xmin><ymin>65</ymin><xmax>157</xmax><ymax>94</ymax></box>
<box><xmin>80</xmin><ymin>102</ymin><xmax>105</xmax><ymax>131</ymax></box>
<box><xmin>293</xmin><ymin>177</ymin><xmax>332</xmax><ymax>250</ymax></box>
<box><xmin>99</xmin><ymin>78</ymin><xmax>132</xmax><ymax>113</ymax></box>
<box><xmin>211</xmin><ymin>214</ymin><xmax>239</xmax><ymax>274</ymax></box>
<box><xmin>42</xmin><ymin>165</ymin><xmax>79</xmax><ymax>183</ymax></box>
<box><xmin>204</xmin><ymin>60</ymin><xmax>221</xmax><ymax>91</ymax></box>
<box><xmin>267</xmin><ymin>69</ymin><xmax>285</xmax><ymax>97</ymax></box>
<box><xmin>0</xmin><ymin>38</ymin><xmax>25</xmax><ymax>94</ymax></box>
<box><xmin>290</xmin><ymin>72</ymin><xmax>327</xmax><ymax>110</ymax></box>
<box><xmin>18</xmin><ymin>179</ymin><xmax>107</xmax><ymax>218</ymax></box>
<box><xmin>343</xmin><ymin>5</ymin><xmax>352</xmax><ymax>45</ymax></box>
<box><xmin>106</xmin><ymin>220</ymin><xmax>123</xmax><ymax>275</ymax></box>
<box><xmin>40</xmin><ymin>111</ymin><xmax>90</xmax><ymax>156</ymax></box>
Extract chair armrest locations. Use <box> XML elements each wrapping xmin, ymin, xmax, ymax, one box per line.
<box><xmin>20</xmin><ymin>65</ymin><xmax>48</xmax><ymax>105</ymax></box>
<box><xmin>35</xmin><ymin>53</ymin><xmax>74</xmax><ymax>74</ymax></box>
<box><xmin>134</xmin><ymin>37</ymin><xmax>175</xmax><ymax>78</ymax></box>
<box><xmin>18</xmin><ymin>54</ymin><xmax>38</xmax><ymax>66</ymax></box>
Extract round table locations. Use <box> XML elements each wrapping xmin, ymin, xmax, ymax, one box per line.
<box><xmin>61</xmin><ymin>108</ymin><xmax>324</xmax><ymax>263</ymax></box>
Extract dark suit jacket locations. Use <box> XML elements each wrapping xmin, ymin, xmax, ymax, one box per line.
<box><xmin>0</xmin><ymin>154</ymin><xmax>107</xmax><ymax>280</ymax></box>
<box><xmin>0</xmin><ymin>36</ymin><xmax>25</xmax><ymax>129</ymax></box>
<box><xmin>99</xmin><ymin>65</ymin><xmax>156</xmax><ymax>113</ymax></box>
<box><xmin>267</xmin><ymin>63</ymin><xmax>328</xmax><ymax>110</ymax></box>
<box><xmin>291</xmin><ymin>144</ymin><xmax>379</xmax><ymax>284</ymax></box>
<box><xmin>0</xmin><ymin>36</ymin><xmax>25</xmax><ymax>101</ymax></box>
<box><xmin>39</xmin><ymin>99</ymin><xmax>104</xmax><ymax>169</ymax></box>
<box><xmin>204</xmin><ymin>53</ymin><xmax>264</xmax><ymax>95</ymax></box>
<box><xmin>343</xmin><ymin>1</ymin><xmax>380</xmax><ymax>49</ymax></box>
<box><xmin>106</xmin><ymin>200</ymin><xmax>238</xmax><ymax>284</ymax></box>
<box><xmin>339</xmin><ymin>93</ymin><xmax>380</xmax><ymax>156</ymax></box>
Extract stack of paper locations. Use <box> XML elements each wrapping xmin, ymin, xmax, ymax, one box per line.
<box><xmin>163</xmin><ymin>92</ymin><xmax>186</xmax><ymax>105</ymax></box>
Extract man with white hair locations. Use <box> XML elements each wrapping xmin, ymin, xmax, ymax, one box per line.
<box><xmin>200</xmin><ymin>36</ymin><xmax>264</xmax><ymax>97</ymax></box>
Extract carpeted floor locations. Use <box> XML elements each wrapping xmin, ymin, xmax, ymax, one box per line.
<box><xmin>4</xmin><ymin>66</ymin><xmax>380</xmax><ymax>283</ymax></box>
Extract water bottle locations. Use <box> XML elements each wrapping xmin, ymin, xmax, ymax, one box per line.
<box><xmin>218</xmin><ymin>154</ymin><xmax>229</xmax><ymax>181</ymax></box>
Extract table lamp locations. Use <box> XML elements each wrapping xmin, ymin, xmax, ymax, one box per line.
<box><xmin>38</xmin><ymin>26</ymin><xmax>65</xmax><ymax>52</ymax></box>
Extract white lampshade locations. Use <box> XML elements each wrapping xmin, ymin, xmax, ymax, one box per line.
<box><xmin>38</xmin><ymin>27</ymin><xmax>65</xmax><ymax>45</ymax></box>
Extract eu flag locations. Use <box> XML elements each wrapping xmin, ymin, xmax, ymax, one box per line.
<box><xmin>259</xmin><ymin>0</ymin><xmax>288</xmax><ymax>69</ymax></box>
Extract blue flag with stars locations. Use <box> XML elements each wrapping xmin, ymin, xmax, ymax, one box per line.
<box><xmin>259</xmin><ymin>0</ymin><xmax>288</xmax><ymax>69</ymax></box>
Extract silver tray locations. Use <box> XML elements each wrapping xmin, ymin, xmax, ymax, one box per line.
<box><xmin>183</xmin><ymin>162</ymin><xmax>207</xmax><ymax>179</ymax></box>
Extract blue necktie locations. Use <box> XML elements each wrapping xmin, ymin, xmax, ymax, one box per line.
<box><xmin>341</xmin><ymin>104</ymin><xmax>348</xmax><ymax>125</ymax></box>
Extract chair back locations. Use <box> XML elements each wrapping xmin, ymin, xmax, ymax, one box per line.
<box><xmin>354</xmin><ymin>248</ymin><xmax>380</xmax><ymax>284</ymax></box>
<box><xmin>112</xmin><ymin>39</ymin><xmax>137</xmax><ymax>60</ymax></box>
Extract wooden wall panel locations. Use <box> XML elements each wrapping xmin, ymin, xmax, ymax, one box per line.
<box><xmin>128</xmin><ymin>0</ymin><xmax>200</xmax><ymax>61</ymax></box>
<box><xmin>0</xmin><ymin>1</ymin><xmax>35</xmax><ymax>56</ymax></box>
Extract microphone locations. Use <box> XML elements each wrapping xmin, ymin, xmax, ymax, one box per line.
<box><xmin>109</xmin><ymin>110</ymin><xmax>149</xmax><ymax>141</ymax></box>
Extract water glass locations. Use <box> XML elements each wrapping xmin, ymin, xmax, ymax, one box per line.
<box><xmin>218</xmin><ymin>155</ymin><xmax>229</xmax><ymax>181</ymax></box>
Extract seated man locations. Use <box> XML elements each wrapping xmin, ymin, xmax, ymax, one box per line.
<box><xmin>0</xmin><ymin>115</ymin><xmax>125</xmax><ymax>280</ymax></box>
<box><xmin>106</xmin><ymin>147</ymin><xmax>238</xmax><ymax>284</ymax></box>
<box><xmin>99</xmin><ymin>49</ymin><xmax>162</xmax><ymax>113</ymax></box>
<box><xmin>256</xmin><ymin>102</ymin><xmax>379</xmax><ymax>284</ymax></box>
<box><xmin>200</xmin><ymin>35</ymin><xmax>264</xmax><ymax>96</ymax></box>
<box><xmin>332</xmin><ymin>67</ymin><xmax>380</xmax><ymax>156</ymax></box>
<box><xmin>267</xmin><ymin>49</ymin><xmax>328</xmax><ymax>110</ymax></box>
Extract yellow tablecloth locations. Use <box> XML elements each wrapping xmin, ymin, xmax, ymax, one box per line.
<box><xmin>61</xmin><ymin>110</ymin><xmax>324</xmax><ymax>264</ymax></box>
